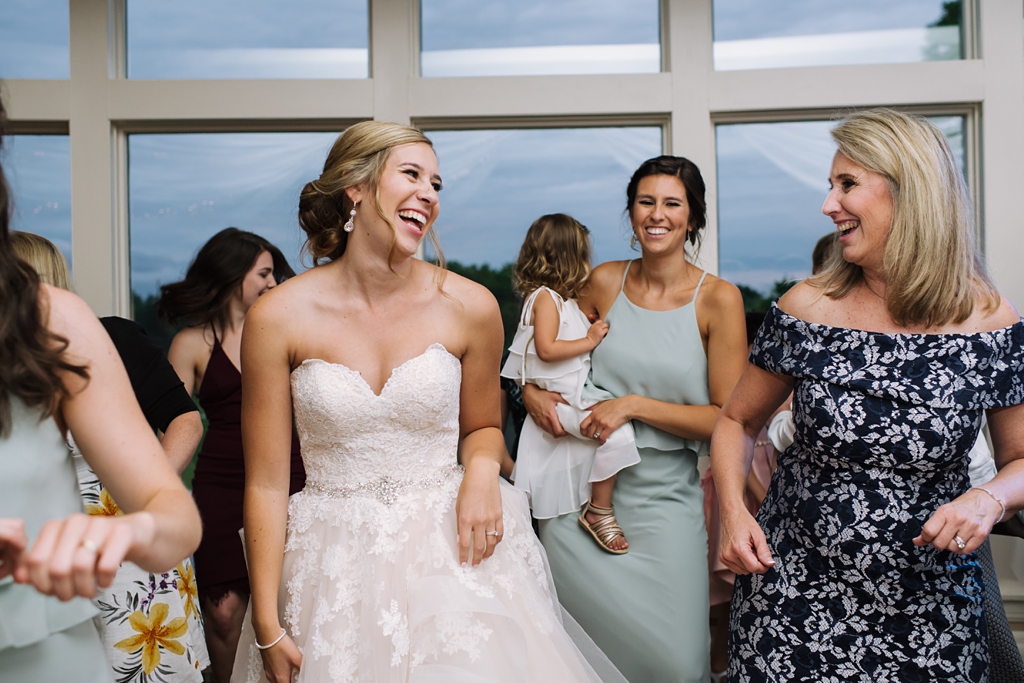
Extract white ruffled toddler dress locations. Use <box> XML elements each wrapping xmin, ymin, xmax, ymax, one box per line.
<box><xmin>501</xmin><ymin>287</ymin><xmax>640</xmax><ymax>519</ymax></box>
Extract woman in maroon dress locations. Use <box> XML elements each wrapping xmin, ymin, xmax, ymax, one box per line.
<box><xmin>160</xmin><ymin>228</ymin><xmax>305</xmax><ymax>682</ymax></box>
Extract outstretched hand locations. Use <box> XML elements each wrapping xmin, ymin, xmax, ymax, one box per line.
<box><xmin>719</xmin><ymin>508</ymin><xmax>776</xmax><ymax>575</ymax></box>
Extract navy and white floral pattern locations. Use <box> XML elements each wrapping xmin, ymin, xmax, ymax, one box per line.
<box><xmin>730</xmin><ymin>304</ymin><xmax>1024</xmax><ymax>683</ymax></box>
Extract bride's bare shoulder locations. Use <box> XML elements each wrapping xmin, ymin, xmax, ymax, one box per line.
<box><xmin>437</xmin><ymin>267</ymin><xmax>500</xmax><ymax>322</ymax></box>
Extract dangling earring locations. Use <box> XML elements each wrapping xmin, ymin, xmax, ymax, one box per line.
<box><xmin>343</xmin><ymin>205</ymin><xmax>357</xmax><ymax>233</ymax></box>
<box><xmin>630</xmin><ymin>234</ymin><xmax>638</xmax><ymax>250</ymax></box>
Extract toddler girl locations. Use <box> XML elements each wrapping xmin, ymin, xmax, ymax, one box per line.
<box><xmin>501</xmin><ymin>213</ymin><xmax>640</xmax><ymax>554</ymax></box>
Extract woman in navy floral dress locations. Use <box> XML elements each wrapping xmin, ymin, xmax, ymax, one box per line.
<box><xmin>711</xmin><ymin>109</ymin><xmax>1024</xmax><ymax>682</ymax></box>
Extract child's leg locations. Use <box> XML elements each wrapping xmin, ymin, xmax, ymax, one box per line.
<box><xmin>586</xmin><ymin>475</ymin><xmax>627</xmax><ymax>551</ymax></box>
<box><xmin>589</xmin><ymin>474</ymin><xmax>616</xmax><ymax>509</ymax></box>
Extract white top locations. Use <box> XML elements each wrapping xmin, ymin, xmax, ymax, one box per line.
<box><xmin>501</xmin><ymin>287</ymin><xmax>593</xmax><ymax>406</ymax></box>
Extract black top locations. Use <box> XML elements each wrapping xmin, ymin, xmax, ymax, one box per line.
<box><xmin>100</xmin><ymin>316</ymin><xmax>198</xmax><ymax>433</ymax></box>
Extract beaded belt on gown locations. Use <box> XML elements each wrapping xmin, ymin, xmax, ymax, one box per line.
<box><xmin>303</xmin><ymin>463</ymin><xmax>464</xmax><ymax>506</ymax></box>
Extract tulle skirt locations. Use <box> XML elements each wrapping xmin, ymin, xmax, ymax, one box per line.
<box><xmin>232</xmin><ymin>476</ymin><xmax>624</xmax><ymax>683</ymax></box>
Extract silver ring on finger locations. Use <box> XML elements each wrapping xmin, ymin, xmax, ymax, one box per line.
<box><xmin>953</xmin><ymin>535</ymin><xmax>967</xmax><ymax>550</ymax></box>
<box><xmin>485</xmin><ymin>531</ymin><xmax>500</xmax><ymax>537</ymax></box>
<box><xmin>80</xmin><ymin>539</ymin><xmax>100</xmax><ymax>554</ymax></box>
<box><xmin>593</xmin><ymin>431</ymin><xmax>601</xmax><ymax>439</ymax></box>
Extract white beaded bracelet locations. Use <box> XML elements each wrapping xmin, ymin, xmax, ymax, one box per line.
<box><xmin>974</xmin><ymin>486</ymin><xmax>1006</xmax><ymax>523</ymax></box>
<box><xmin>255</xmin><ymin>627</ymin><xmax>287</xmax><ymax>651</ymax></box>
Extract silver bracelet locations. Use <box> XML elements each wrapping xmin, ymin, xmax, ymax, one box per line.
<box><xmin>974</xmin><ymin>487</ymin><xmax>1006</xmax><ymax>523</ymax></box>
<box><xmin>255</xmin><ymin>627</ymin><xmax>287</xmax><ymax>651</ymax></box>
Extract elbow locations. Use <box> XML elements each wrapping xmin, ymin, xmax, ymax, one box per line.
<box><xmin>533</xmin><ymin>345</ymin><xmax>556</xmax><ymax>363</ymax></box>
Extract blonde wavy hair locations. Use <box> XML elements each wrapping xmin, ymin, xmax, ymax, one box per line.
<box><xmin>513</xmin><ymin>214</ymin><xmax>592</xmax><ymax>301</ymax></box>
<box><xmin>812</xmin><ymin>109</ymin><xmax>998</xmax><ymax>327</ymax></box>
<box><xmin>10</xmin><ymin>231</ymin><xmax>72</xmax><ymax>291</ymax></box>
<box><xmin>298</xmin><ymin>121</ymin><xmax>446</xmax><ymax>273</ymax></box>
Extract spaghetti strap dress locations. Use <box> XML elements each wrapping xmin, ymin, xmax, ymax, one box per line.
<box><xmin>191</xmin><ymin>328</ymin><xmax>306</xmax><ymax>602</ymax></box>
<box><xmin>538</xmin><ymin>261</ymin><xmax>711</xmax><ymax>683</ymax></box>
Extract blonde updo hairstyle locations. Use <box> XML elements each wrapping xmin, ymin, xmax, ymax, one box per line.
<box><xmin>299</xmin><ymin>121</ymin><xmax>445</xmax><ymax>269</ymax></box>
<box><xmin>813</xmin><ymin>108</ymin><xmax>998</xmax><ymax>327</ymax></box>
<box><xmin>10</xmin><ymin>231</ymin><xmax>72</xmax><ymax>291</ymax></box>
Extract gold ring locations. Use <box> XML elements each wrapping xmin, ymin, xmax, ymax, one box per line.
<box><xmin>80</xmin><ymin>539</ymin><xmax>100</xmax><ymax>553</ymax></box>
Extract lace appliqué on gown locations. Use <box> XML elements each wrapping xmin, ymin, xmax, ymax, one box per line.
<box><xmin>730</xmin><ymin>305</ymin><xmax>1024</xmax><ymax>683</ymax></box>
<box><xmin>232</xmin><ymin>344</ymin><xmax>617</xmax><ymax>683</ymax></box>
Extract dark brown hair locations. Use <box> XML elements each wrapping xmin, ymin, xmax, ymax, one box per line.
<box><xmin>0</xmin><ymin>95</ymin><xmax>88</xmax><ymax>436</ymax></box>
<box><xmin>626</xmin><ymin>155</ymin><xmax>707</xmax><ymax>254</ymax></box>
<box><xmin>157</xmin><ymin>227</ymin><xmax>295</xmax><ymax>332</ymax></box>
<box><xmin>513</xmin><ymin>213</ymin><xmax>592</xmax><ymax>301</ymax></box>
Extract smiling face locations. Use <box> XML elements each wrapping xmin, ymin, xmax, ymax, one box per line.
<box><xmin>630</xmin><ymin>174</ymin><xmax>693</xmax><ymax>255</ymax></box>
<box><xmin>238</xmin><ymin>250</ymin><xmax>276</xmax><ymax>310</ymax></box>
<box><xmin>349</xmin><ymin>142</ymin><xmax>441</xmax><ymax>258</ymax></box>
<box><xmin>822</xmin><ymin>151</ymin><xmax>894</xmax><ymax>275</ymax></box>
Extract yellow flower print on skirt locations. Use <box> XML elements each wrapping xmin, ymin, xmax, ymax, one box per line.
<box><xmin>73</xmin><ymin>449</ymin><xmax>211</xmax><ymax>682</ymax></box>
<box><xmin>114</xmin><ymin>603</ymin><xmax>188</xmax><ymax>675</ymax></box>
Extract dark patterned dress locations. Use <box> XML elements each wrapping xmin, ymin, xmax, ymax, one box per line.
<box><xmin>730</xmin><ymin>304</ymin><xmax>1024</xmax><ymax>683</ymax></box>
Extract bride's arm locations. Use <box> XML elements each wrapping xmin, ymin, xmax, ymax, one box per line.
<box><xmin>456</xmin><ymin>284</ymin><xmax>507</xmax><ymax>567</ymax></box>
<box><xmin>240</xmin><ymin>293</ymin><xmax>302</xmax><ymax>680</ymax></box>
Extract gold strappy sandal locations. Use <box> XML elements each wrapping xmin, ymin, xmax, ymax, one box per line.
<box><xmin>578</xmin><ymin>501</ymin><xmax>628</xmax><ymax>555</ymax></box>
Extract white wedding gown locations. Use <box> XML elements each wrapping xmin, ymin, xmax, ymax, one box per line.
<box><xmin>232</xmin><ymin>344</ymin><xmax>624</xmax><ymax>683</ymax></box>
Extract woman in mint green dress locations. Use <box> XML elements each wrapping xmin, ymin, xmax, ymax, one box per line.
<box><xmin>0</xmin><ymin>95</ymin><xmax>202</xmax><ymax>682</ymax></box>
<box><xmin>523</xmin><ymin>156</ymin><xmax>747</xmax><ymax>682</ymax></box>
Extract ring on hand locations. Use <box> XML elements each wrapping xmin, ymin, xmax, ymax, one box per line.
<box><xmin>592</xmin><ymin>431</ymin><xmax>602</xmax><ymax>439</ymax></box>
<box><xmin>80</xmin><ymin>539</ymin><xmax>100</xmax><ymax>554</ymax></box>
<box><xmin>953</xmin><ymin>535</ymin><xmax>967</xmax><ymax>550</ymax></box>
<box><xmin>485</xmin><ymin>531</ymin><xmax>500</xmax><ymax>537</ymax></box>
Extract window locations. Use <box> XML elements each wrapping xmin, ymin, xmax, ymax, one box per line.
<box><xmin>420</xmin><ymin>0</ymin><xmax>660</xmax><ymax>77</ymax></box>
<box><xmin>128</xmin><ymin>131</ymin><xmax>339</xmax><ymax>344</ymax></box>
<box><xmin>715</xmin><ymin>115</ymin><xmax>965</xmax><ymax>309</ymax></box>
<box><xmin>713</xmin><ymin>0</ymin><xmax>962</xmax><ymax>71</ymax></box>
<box><xmin>0</xmin><ymin>0</ymin><xmax>69</xmax><ymax>78</ymax></box>
<box><xmin>2</xmin><ymin>135</ymin><xmax>72</xmax><ymax>270</ymax></box>
<box><xmin>127</xmin><ymin>0</ymin><xmax>369</xmax><ymax>79</ymax></box>
<box><xmin>425</xmin><ymin>126</ymin><xmax>662</xmax><ymax>342</ymax></box>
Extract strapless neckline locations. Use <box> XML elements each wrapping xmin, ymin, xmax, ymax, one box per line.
<box><xmin>292</xmin><ymin>343</ymin><xmax>455</xmax><ymax>398</ymax></box>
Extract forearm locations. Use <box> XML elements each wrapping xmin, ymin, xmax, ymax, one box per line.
<box><xmin>123</xmin><ymin>488</ymin><xmax>202</xmax><ymax>573</ymax></box>
<box><xmin>628</xmin><ymin>395</ymin><xmax>719</xmax><ymax>442</ymax></box>
<box><xmin>244</xmin><ymin>483</ymin><xmax>291</xmax><ymax>641</ymax></box>
<box><xmin>160</xmin><ymin>412</ymin><xmax>204</xmax><ymax>475</ymax></box>
<box><xmin>534</xmin><ymin>338</ymin><xmax>595</xmax><ymax>363</ymax></box>
<box><xmin>710</xmin><ymin>415</ymin><xmax>756</xmax><ymax>515</ymax></box>
<box><xmin>459</xmin><ymin>427</ymin><xmax>505</xmax><ymax>475</ymax></box>
<box><xmin>974</xmin><ymin>458</ymin><xmax>1024</xmax><ymax>518</ymax></box>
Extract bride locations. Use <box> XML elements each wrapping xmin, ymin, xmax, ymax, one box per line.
<box><xmin>231</xmin><ymin>121</ymin><xmax>623</xmax><ymax>682</ymax></box>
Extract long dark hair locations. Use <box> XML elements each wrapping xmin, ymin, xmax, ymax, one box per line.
<box><xmin>0</xmin><ymin>94</ymin><xmax>88</xmax><ymax>436</ymax></box>
<box><xmin>626</xmin><ymin>155</ymin><xmax>707</xmax><ymax>254</ymax></box>
<box><xmin>157</xmin><ymin>227</ymin><xmax>295</xmax><ymax>332</ymax></box>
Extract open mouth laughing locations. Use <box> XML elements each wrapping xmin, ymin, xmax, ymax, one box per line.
<box><xmin>836</xmin><ymin>220</ymin><xmax>859</xmax><ymax>238</ymax></box>
<box><xmin>398</xmin><ymin>209</ymin><xmax>427</xmax><ymax>233</ymax></box>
